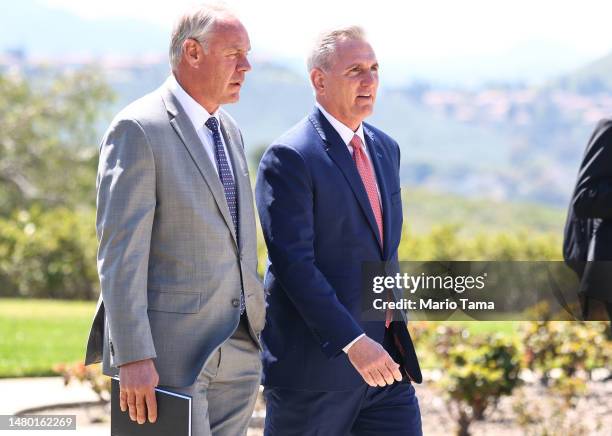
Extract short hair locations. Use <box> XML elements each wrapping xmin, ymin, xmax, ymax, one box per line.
<box><xmin>306</xmin><ymin>26</ymin><xmax>367</xmax><ymax>72</ymax></box>
<box><xmin>169</xmin><ymin>3</ymin><xmax>236</xmax><ymax>70</ymax></box>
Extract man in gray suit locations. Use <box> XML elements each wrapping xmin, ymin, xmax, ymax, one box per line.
<box><xmin>84</xmin><ymin>5</ymin><xmax>265</xmax><ymax>435</ymax></box>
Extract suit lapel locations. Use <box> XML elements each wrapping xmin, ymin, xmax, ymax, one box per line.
<box><xmin>309</xmin><ymin>108</ymin><xmax>383</xmax><ymax>256</ymax></box>
<box><xmin>160</xmin><ymin>87</ymin><xmax>238</xmax><ymax>248</ymax></box>
<box><xmin>363</xmin><ymin>125</ymin><xmax>392</xmax><ymax>260</ymax></box>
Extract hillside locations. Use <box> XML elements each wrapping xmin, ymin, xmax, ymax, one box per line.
<box><xmin>554</xmin><ymin>50</ymin><xmax>612</xmax><ymax>93</ymax></box>
<box><xmin>0</xmin><ymin>0</ymin><xmax>167</xmax><ymax>57</ymax></box>
<box><xmin>402</xmin><ymin>187</ymin><xmax>565</xmax><ymax>235</ymax></box>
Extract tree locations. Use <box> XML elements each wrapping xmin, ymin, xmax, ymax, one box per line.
<box><xmin>0</xmin><ymin>68</ymin><xmax>114</xmax><ymax>215</ymax></box>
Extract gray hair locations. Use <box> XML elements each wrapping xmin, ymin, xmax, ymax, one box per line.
<box><xmin>169</xmin><ymin>3</ymin><xmax>236</xmax><ymax>70</ymax></box>
<box><xmin>306</xmin><ymin>26</ymin><xmax>366</xmax><ymax>72</ymax></box>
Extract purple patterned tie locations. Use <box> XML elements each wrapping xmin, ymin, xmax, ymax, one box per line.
<box><xmin>205</xmin><ymin>117</ymin><xmax>245</xmax><ymax>315</ymax></box>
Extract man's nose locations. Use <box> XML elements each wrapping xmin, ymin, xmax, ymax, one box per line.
<box><xmin>361</xmin><ymin>70</ymin><xmax>377</xmax><ymax>86</ymax></box>
<box><xmin>238</xmin><ymin>54</ymin><xmax>251</xmax><ymax>72</ymax></box>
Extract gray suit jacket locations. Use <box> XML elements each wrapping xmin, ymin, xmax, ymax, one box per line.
<box><xmin>84</xmin><ymin>82</ymin><xmax>265</xmax><ymax>388</ymax></box>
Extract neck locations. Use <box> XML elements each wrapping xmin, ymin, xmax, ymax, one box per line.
<box><xmin>316</xmin><ymin>100</ymin><xmax>360</xmax><ymax>131</ymax></box>
<box><xmin>174</xmin><ymin>71</ymin><xmax>219</xmax><ymax>115</ymax></box>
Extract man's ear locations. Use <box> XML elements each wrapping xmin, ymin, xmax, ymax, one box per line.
<box><xmin>182</xmin><ymin>39</ymin><xmax>202</xmax><ymax>68</ymax></box>
<box><xmin>310</xmin><ymin>68</ymin><xmax>325</xmax><ymax>95</ymax></box>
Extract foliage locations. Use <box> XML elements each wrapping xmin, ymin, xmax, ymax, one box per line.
<box><xmin>255</xmin><ymin>223</ymin><xmax>563</xmax><ymax>288</ymax></box>
<box><xmin>0</xmin><ymin>68</ymin><xmax>114</xmax><ymax>214</ymax></box>
<box><xmin>402</xmin><ymin>188</ymin><xmax>565</xmax><ymax>236</ymax></box>
<box><xmin>521</xmin><ymin>321</ymin><xmax>611</xmax><ymax>406</ymax></box>
<box><xmin>53</xmin><ymin>362</ymin><xmax>110</xmax><ymax>402</ymax></box>
<box><xmin>441</xmin><ymin>335</ymin><xmax>521</xmax><ymax>435</ymax></box>
<box><xmin>0</xmin><ymin>211</ymin><xmax>563</xmax><ymax>301</ymax></box>
<box><xmin>399</xmin><ymin>224</ymin><xmax>562</xmax><ymax>261</ymax></box>
<box><xmin>0</xmin><ymin>207</ymin><xmax>98</xmax><ymax>299</ymax></box>
<box><xmin>411</xmin><ymin>323</ymin><xmax>522</xmax><ymax>436</ymax></box>
<box><xmin>411</xmin><ymin>319</ymin><xmax>611</xmax><ymax>435</ymax></box>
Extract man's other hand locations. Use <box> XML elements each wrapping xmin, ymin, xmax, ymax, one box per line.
<box><xmin>119</xmin><ymin>358</ymin><xmax>160</xmax><ymax>424</ymax></box>
<box><xmin>347</xmin><ymin>335</ymin><xmax>402</xmax><ymax>387</ymax></box>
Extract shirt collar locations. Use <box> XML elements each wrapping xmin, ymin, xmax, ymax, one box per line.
<box><xmin>315</xmin><ymin>101</ymin><xmax>366</xmax><ymax>147</ymax></box>
<box><xmin>166</xmin><ymin>74</ymin><xmax>220</xmax><ymax>130</ymax></box>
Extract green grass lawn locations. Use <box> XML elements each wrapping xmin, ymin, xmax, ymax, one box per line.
<box><xmin>0</xmin><ymin>298</ymin><xmax>523</xmax><ymax>378</ymax></box>
<box><xmin>432</xmin><ymin>320</ymin><xmax>519</xmax><ymax>336</ymax></box>
<box><xmin>0</xmin><ymin>298</ymin><xmax>96</xmax><ymax>378</ymax></box>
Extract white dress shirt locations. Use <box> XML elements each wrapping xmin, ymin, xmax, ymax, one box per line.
<box><xmin>316</xmin><ymin>102</ymin><xmax>370</xmax><ymax>161</ymax></box>
<box><xmin>166</xmin><ymin>75</ymin><xmax>234</xmax><ymax>178</ymax></box>
<box><xmin>315</xmin><ymin>102</ymin><xmax>388</xmax><ymax>353</ymax></box>
<box><xmin>316</xmin><ymin>102</ymin><xmax>381</xmax><ymax>204</ymax></box>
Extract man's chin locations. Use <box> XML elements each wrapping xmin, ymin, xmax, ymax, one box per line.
<box><xmin>222</xmin><ymin>94</ymin><xmax>241</xmax><ymax>105</ymax></box>
<box><xmin>355</xmin><ymin>106</ymin><xmax>374</xmax><ymax>119</ymax></box>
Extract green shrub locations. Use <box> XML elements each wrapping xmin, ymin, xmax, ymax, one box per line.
<box><xmin>0</xmin><ymin>206</ymin><xmax>98</xmax><ymax>299</ymax></box>
<box><xmin>440</xmin><ymin>331</ymin><xmax>521</xmax><ymax>435</ymax></box>
<box><xmin>399</xmin><ymin>224</ymin><xmax>562</xmax><ymax>261</ymax></box>
<box><xmin>521</xmin><ymin>321</ymin><xmax>611</xmax><ymax>405</ymax></box>
<box><xmin>410</xmin><ymin>323</ymin><xmax>522</xmax><ymax>436</ymax></box>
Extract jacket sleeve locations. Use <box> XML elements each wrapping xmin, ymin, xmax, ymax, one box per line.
<box><xmin>96</xmin><ymin>118</ymin><xmax>157</xmax><ymax>367</ymax></box>
<box><xmin>573</xmin><ymin>119</ymin><xmax>612</xmax><ymax>219</ymax></box>
<box><xmin>255</xmin><ymin>144</ymin><xmax>364</xmax><ymax>358</ymax></box>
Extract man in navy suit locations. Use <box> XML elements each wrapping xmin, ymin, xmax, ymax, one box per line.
<box><xmin>255</xmin><ymin>26</ymin><xmax>422</xmax><ymax>435</ymax></box>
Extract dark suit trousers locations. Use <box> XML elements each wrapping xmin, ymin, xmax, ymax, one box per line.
<box><xmin>263</xmin><ymin>380</ymin><xmax>422</xmax><ymax>436</ymax></box>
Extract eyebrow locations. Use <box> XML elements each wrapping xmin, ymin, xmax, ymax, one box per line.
<box><xmin>225</xmin><ymin>46</ymin><xmax>251</xmax><ymax>53</ymax></box>
<box><xmin>345</xmin><ymin>62</ymin><xmax>379</xmax><ymax>71</ymax></box>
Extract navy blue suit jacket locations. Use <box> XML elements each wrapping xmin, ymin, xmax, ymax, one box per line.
<box><xmin>256</xmin><ymin>108</ymin><xmax>421</xmax><ymax>391</ymax></box>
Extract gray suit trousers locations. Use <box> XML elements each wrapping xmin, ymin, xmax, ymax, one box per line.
<box><xmin>172</xmin><ymin>315</ymin><xmax>262</xmax><ymax>436</ymax></box>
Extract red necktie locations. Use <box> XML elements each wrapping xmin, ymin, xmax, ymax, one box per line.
<box><xmin>350</xmin><ymin>135</ymin><xmax>393</xmax><ymax>327</ymax></box>
<box><xmin>350</xmin><ymin>135</ymin><xmax>383</xmax><ymax>246</ymax></box>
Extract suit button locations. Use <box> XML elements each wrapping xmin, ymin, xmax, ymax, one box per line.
<box><xmin>231</xmin><ymin>298</ymin><xmax>240</xmax><ymax>308</ymax></box>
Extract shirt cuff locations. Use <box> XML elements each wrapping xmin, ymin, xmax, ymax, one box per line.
<box><xmin>342</xmin><ymin>333</ymin><xmax>366</xmax><ymax>354</ymax></box>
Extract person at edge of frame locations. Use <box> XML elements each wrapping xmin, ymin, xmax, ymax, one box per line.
<box><xmin>565</xmin><ymin>118</ymin><xmax>612</xmax><ymax>339</ymax></box>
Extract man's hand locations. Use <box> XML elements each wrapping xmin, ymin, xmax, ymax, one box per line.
<box><xmin>347</xmin><ymin>335</ymin><xmax>402</xmax><ymax>387</ymax></box>
<box><xmin>119</xmin><ymin>358</ymin><xmax>159</xmax><ymax>424</ymax></box>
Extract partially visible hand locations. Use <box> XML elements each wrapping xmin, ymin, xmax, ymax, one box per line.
<box><xmin>119</xmin><ymin>358</ymin><xmax>159</xmax><ymax>424</ymax></box>
<box><xmin>347</xmin><ymin>335</ymin><xmax>402</xmax><ymax>387</ymax></box>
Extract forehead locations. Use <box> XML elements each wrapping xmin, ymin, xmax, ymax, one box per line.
<box><xmin>208</xmin><ymin>17</ymin><xmax>250</xmax><ymax>49</ymax></box>
<box><xmin>332</xmin><ymin>38</ymin><xmax>377</xmax><ymax>67</ymax></box>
